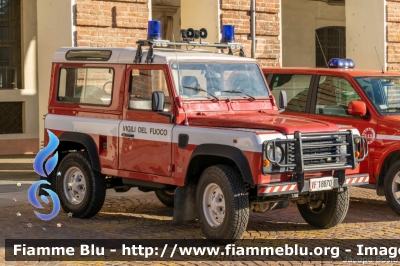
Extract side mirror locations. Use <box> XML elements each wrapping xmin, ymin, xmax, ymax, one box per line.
<box><xmin>152</xmin><ymin>91</ymin><xmax>165</xmax><ymax>112</ymax></box>
<box><xmin>348</xmin><ymin>100</ymin><xmax>367</xmax><ymax>117</ymax></box>
<box><xmin>278</xmin><ymin>90</ymin><xmax>287</xmax><ymax>113</ymax></box>
<box><xmin>152</xmin><ymin>91</ymin><xmax>174</xmax><ymax>123</ymax></box>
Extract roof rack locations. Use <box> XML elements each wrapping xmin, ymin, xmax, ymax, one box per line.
<box><xmin>134</xmin><ymin>39</ymin><xmax>245</xmax><ymax>64</ymax></box>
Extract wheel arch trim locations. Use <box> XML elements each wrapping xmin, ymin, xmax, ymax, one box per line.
<box><xmin>185</xmin><ymin>144</ymin><xmax>255</xmax><ymax>185</ymax></box>
<box><xmin>58</xmin><ymin>132</ymin><xmax>101</xmax><ymax>172</ymax></box>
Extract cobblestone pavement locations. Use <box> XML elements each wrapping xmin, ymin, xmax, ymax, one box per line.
<box><xmin>0</xmin><ymin>184</ymin><xmax>399</xmax><ymax>266</ymax></box>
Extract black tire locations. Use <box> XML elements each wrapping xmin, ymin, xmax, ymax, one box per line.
<box><xmin>196</xmin><ymin>165</ymin><xmax>249</xmax><ymax>243</ymax></box>
<box><xmin>297</xmin><ymin>188</ymin><xmax>349</xmax><ymax>229</ymax></box>
<box><xmin>56</xmin><ymin>152</ymin><xmax>106</xmax><ymax>218</ymax></box>
<box><xmin>155</xmin><ymin>189</ymin><xmax>175</xmax><ymax>207</ymax></box>
<box><xmin>384</xmin><ymin>160</ymin><xmax>400</xmax><ymax>215</ymax></box>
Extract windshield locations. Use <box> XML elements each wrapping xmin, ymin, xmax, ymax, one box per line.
<box><xmin>355</xmin><ymin>76</ymin><xmax>400</xmax><ymax>115</ymax></box>
<box><xmin>170</xmin><ymin>61</ymin><xmax>269</xmax><ymax>100</ymax></box>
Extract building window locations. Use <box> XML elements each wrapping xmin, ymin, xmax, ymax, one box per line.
<box><xmin>0</xmin><ymin>102</ymin><xmax>23</xmax><ymax>134</ymax></box>
<box><xmin>315</xmin><ymin>26</ymin><xmax>345</xmax><ymax>68</ymax></box>
<box><xmin>0</xmin><ymin>0</ymin><xmax>21</xmax><ymax>89</ymax></box>
<box><xmin>310</xmin><ymin>0</ymin><xmax>345</xmax><ymax>5</ymax></box>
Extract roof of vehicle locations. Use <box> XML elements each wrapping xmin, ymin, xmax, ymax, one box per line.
<box><xmin>263</xmin><ymin>67</ymin><xmax>400</xmax><ymax>77</ymax></box>
<box><xmin>53</xmin><ymin>47</ymin><xmax>257</xmax><ymax>64</ymax></box>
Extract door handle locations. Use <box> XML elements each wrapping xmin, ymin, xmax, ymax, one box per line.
<box><xmin>121</xmin><ymin>133</ymin><xmax>135</xmax><ymax>138</ymax></box>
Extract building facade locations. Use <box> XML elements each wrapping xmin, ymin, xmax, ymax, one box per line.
<box><xmin>0</xmin><ymin>0</ymin><xmax>397</xmax><ymax>155</ymax></box>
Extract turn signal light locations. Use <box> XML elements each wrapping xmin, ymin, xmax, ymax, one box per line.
<box><xmin>263</xmin><ymin>159</ymin><xmax>270</xmax><ymax>167</ymax></box>
<box><xmin>355</xmin><ymin>151</ymin><xmax>361</xmax><ymax>158</ymax></box>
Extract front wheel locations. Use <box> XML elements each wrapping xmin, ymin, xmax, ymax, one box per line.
<box><xmin>297</xmin><ymin>188</ymin><xmax>349</xmax><ymax>228</ymax></box>
<box><xmin>196</xmin><ymin>165</ymin><xmax>249</xmax><ymax>242</ymax></box>
<box><xmin>56</xmin><ymin>152</ymin><xmax>106</xmax><ymax>218</ymax></box>
<box><xmin>384</xmin><ymin>160</ymin><xmax>400</xmax><ymax>215</ymax></box>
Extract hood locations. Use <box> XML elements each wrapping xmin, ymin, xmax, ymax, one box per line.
<box><xmin>188</xmin><ymin>114</ymin><xmax>339</xmax><ymax>135</ymax></box>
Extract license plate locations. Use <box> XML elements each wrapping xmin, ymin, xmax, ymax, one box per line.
<box><xmin>309</xmin><ymin>177</ymin><xmax>334</xmax><ymax>192</ymax></box>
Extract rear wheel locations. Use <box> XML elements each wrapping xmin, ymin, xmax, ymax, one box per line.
<box><xmin>155</xmin><ymin>189</ymin><xmax>175</xmax><ymax>207</ymax></box>
<box><xmin>384</xmin><ymin>160</ymin><xmax>400</xmax><ymax>215</ymax></box>
<box><xmin>297</xmin><ymin>188</ymin><xmax>349</xmax><ymax>228</ymax></box>
<box><xmin>56</xmin><ymin>152</ymin><xmax>106</xmax><ymax>218</ymax></box>
<box><xmin>196</xmin><ymin>165</ymin><xmax>249</xmax><ymax>243</ymax></box>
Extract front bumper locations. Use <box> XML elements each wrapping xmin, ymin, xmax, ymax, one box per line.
<box><xmin>257</xmin><ymin>174</ymin><xmax>369</xmax><ymax>196</ymax></box>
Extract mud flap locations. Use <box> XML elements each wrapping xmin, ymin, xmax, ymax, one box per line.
<box><xmin>172</xmin><ymin>186</ymin><xmax>197</xmax><ymax>224</ymax></box>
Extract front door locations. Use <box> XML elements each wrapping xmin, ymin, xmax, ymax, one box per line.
<box><xmin>308</xmin><ymin>75</ymin><xmax>377</xmax><ymax>176</ymax></box>
<box><xmin>118</xmin><ymin>66</ymin><xmax>174</xmax><ymax>177</ymax></box>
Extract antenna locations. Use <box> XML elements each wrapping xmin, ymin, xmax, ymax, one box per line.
<box><xmin>172</xmin><ymin>33</ymin><xmax>189</xmax><ymax>126</ymax></box>
<box><xmin>315</xmin><ymin>31</ymin><xmax>328</xmax><ymax>68</ymax></box>
<box><xmin>375</xmin><ymin>46</ymin><xmax>384</xmax><ymax>74</ymax></box>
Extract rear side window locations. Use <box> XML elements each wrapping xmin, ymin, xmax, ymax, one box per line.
<box><xmin>58</xmin><ymin>67</ymin><xmax>113</xmax><ymax>106</ymax></box>
<box><xmin>269</xmin><ymin>74</ymin><xmax>313</xmax><ymax>112</ymax></box>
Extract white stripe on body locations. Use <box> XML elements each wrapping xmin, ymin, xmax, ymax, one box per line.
<box><xmin>46</xmin><ymin>114</ymin><xmax>287</xmax><ymax>153</ymax></box>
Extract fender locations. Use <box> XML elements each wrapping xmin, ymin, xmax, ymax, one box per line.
<box><xmin>58</xmin><ymin>132</ymin><xmax>101</xmax><ymax>172</ymax></box>
<box><xmin>374</xmin><ymin>143</ymin><xmax>400</xmax><ymax>177</ymax></box>
<box><xmin>186</xmin><ymin>144</ymin><xmax>254</xmax><ymax>185</ymax></box>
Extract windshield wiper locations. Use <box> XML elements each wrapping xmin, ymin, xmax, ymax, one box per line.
<box><xmin>183</xmin><ymin>86</ymin><xmax>219</xmax><ymax>101</ymax></box>
<box><xmin>221</xmin><ymin>90</ymin><xmax>256</xmax><ymax>101</ymax></box>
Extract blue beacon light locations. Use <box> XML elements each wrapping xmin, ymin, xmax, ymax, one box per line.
<box><xmin>328</xmin><ymin>58</ymin><xmax>355</xmax><ymax>69</ymax></box>
<box><xmin>147</xmin><ymin>20</ymin><xmax>162</xmax><ymax>40</ymax></box>
<box><xmin>222</xmin><ymin>25</ymin><xmax>235</xmax><ymax>43</ymax></box>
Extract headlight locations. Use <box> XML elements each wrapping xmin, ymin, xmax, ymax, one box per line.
<box><xmin>337</xmin><ymin>144</ymin><xmax>347</xmax><ymax>162</ymax></box>
<box><xmin>339</xmin><ymin>144</ymin><xmax>347</xmax><ymax>155</ymax></box>
<box><xmin>267</xmin><ymin>144</ymin><xmax>283</xmax><ymax>163</ymax></box>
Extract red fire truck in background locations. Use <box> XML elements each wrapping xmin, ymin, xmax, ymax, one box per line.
<box><xmin>263</xmin><ymin>59</ymin><xmax>400</xmax><ymax>215</ymax></box>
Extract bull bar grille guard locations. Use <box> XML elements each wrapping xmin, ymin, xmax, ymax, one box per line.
<box><xmin>262</xmin><ymin>130</ymin><xmax>368</xmax><ymax>175</ymax></box>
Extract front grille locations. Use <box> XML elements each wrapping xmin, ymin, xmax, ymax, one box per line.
<box><xmin>263</xmin><ymin>131</ymin><xmax>355</xmax><ymax>174</ymax></box>
<box><xmin>291</xmin><ymin>135</ymin><xmax>348</xmax><ymax>170</ymax></box>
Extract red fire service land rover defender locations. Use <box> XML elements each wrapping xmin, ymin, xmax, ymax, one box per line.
<box><xmin>263</xmin><ymin>59</ymin><xmax>400</xmax><ymax>215</ymax></box>
<box><xmin>43</xmin><ymin>22</ymin><xmax>369</xmax><ymax>242</ymax></box>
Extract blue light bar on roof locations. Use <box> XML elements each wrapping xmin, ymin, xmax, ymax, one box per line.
<box><xmin>328</xmin><ymin>58</ymin><xmax>355</xmax><ymax>69</ymax></box>
<box><xmin>222</xmin><ymin>25</ymin><xmax>235</xmax><ymax>43</ymax></box>
<box><xmin>147</xmin><ymin>20</ymin><xmax>162</xmax><ymax>40</ymax></box>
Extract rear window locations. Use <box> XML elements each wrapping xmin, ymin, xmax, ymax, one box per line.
<box><xmin>65</xmin><ymin>50</ymin><xmax>112</xmax><ymax>61</ymax></box>
<box><xmin>57</xmin><ymin>67</ymin><xmax>113</xmax><ymax>106</ymax></box>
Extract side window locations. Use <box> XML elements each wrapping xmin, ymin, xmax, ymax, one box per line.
<box><xmin>269</xmin><ymin>74</ymin><xmax>312</xmax><ymax>112</ymax></box>
<box><xmin>58</xmin><ymin>67</ymin><xmax>113</xmax><ymax>106</ymax></box>
<box><xmin>387</xmin><ymin>86</ymin><xmax>400</xmax><ymax>108</ymax></box>
<box><xmin>316</xmin><ymin>76</ymin><xmax>362</xmax><ymax>116</ymax></box>
<box><xmin>129</xmin><ymin>69</ymin><xmax>171</xmax><ymax>112</ymax></box>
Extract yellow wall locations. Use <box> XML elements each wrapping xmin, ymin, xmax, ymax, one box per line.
<box><xmin>0</xmin><ymin>0</ymin><xmax>39</xmax><ymax>154</ymax></box>
<box><xmin>37</xmin><ymin>0</ymin><xmax>73</xmax><ymax>147</ymax></box>
<box><xmin>346</xmin><ymin>0</ymin><xmax>385</xmax><ymax>71</ymax></box>
<box><xmin>181</xmin><ymin>0</ymin><xmax>220</xmax><ymax>45</ymax></box>
<box><xmin>282</xmin><ymin>0</ymin><xmax>345</xmax><ymax>67</ymax></box>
